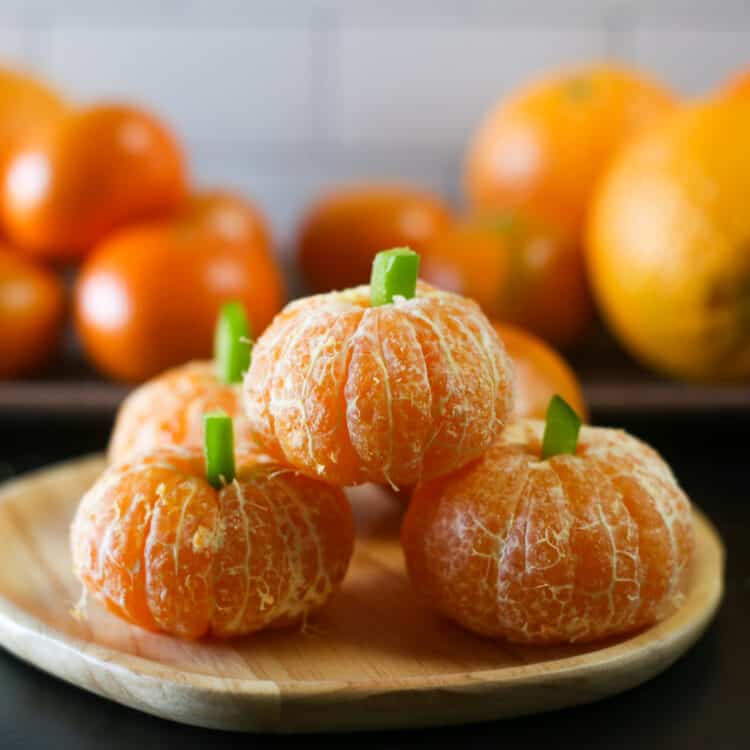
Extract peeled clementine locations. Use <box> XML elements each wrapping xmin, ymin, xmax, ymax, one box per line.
<box><xmin>421</xmin><ymin>213</ymin><xmax>591</xmax><ymax>347</ymax></box>
<box><xmin>297</xmin><ymin>184</ymin><xmax>453</xmax><ymax>292</ymax></box>
<box><xmin>0</xmin><ymin>246</ymin><xmax>65</xmax><ymax>378</ymax></box>
<box><xmin>465</xmin><ymin>63</ymin><xmax>676</xmax><ymax>239</ymax></box>
<box><xmin>243</xmin><ymin>282</ymin><xmax>515</xmax><ymax>487</ymax></box>
<box><xmin>3</xmin><ymin>104</ymin><xmax>186</xmax><ymax>260</ymax></box>
<box><xmin>71</xmin><ymin>447</ymin><xmax>354</xmax><ymax>638</ymax></box>
<box><xmin>108</xmin><ymin>361</ymin><xmax>255</xmax><ymax>463</ymax></box>
<box><xmin>75</xmin><ymin>193</ymin><xmax>285</xmax><ymax>382</ymax></box>
<box><xmin>496</xmin><ymin>323</ymin><xmax>587</xmax><ymax>421</ymax></box>
<box><xmin>588</xmin><ymin>97</ymin><xmax>750</xmax><ymax>381</ymax></box>
<box><xmin>402</xmin><ymin>420</ymin><xmax>694</xmax><ymax>644</ymax></box>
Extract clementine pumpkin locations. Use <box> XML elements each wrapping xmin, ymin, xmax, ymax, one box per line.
<box><xmin>108</xmin><ymin>298</ymin><xmax>258</xmax><ymax>462</ymax></box>
<box><xmin>108</xmin><ymin>360</ymin><xmax>257</xmax><ymax>463</ymax></box>
<box><xmin>71</xmin><ymin>445</ymin><xmax>354</xmax><ymax>638</ymax></box>
<box><xmin>402</xmin><ymin>418</ymin><xmax>694</xmax><ymax>644</ymax></box>
<box><xmin>243</xmin><ymin>280</ymin><xmax>515</xmax><ymax>487</ymax></box>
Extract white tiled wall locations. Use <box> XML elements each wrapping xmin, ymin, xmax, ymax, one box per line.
<box><xmin>46</xmin><ymin>28</ymin><xmax>317</xmax><ymax>147</ymax></box>
<box><xmin>1</xmin><ymin>0</ymin><xmax>748</xmax><ymax>251</ymax></box>
<box><xmin>633</xmin><ymin>27</ymin><xmax>750</xmax><ymax>94</ymax></box>
<box><xmin>0</xmin><ymin>28</ymin><xmax>26</xmax><ymax>59</ymax></box>
<box><xmin>334</xmin><ymin>26</ymin><xmax>609</xmax><ymax>151</ymax></box>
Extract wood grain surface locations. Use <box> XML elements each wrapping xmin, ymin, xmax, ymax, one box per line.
<box><xmin>0</xmin><ymin>456</ymin><xmax>725</xmax><ymax>733</ymax></box>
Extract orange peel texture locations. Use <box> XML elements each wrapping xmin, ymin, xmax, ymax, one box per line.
<box><xmin>71</xmin><ymin>448</ymin><xmax>355</xmax><ymax>639</ymax></box>
<box><xmin>402</xmin><ymin>420</ymin><xmax>695</xmax><ymax>644</ymax></box>
<box><xmin>108</xmin><ymin>361</ymin><xmax>255</xmax><ymax>464</ymax></box>
<box><xmin>243</xmin><ymin>281</ymin><xmax>515</xmax><ymax>487</ymax></box>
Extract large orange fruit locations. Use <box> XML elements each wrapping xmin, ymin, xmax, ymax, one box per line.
<box><xmin>421</xmin><ymin>213</ymin><xmax>591</xmax><ymax>347</ymax></box>
<box><xmin>402</xmin><ymin>420</ymin><xmax>694</xmax><ymax>644</ymax></box>
<box><xmin>297</xmin><ymin>184</ymin><xmax>453</xmax><ymax>292</ymax></box>
<box><xmin>588</xmin><ymin>98</ymin><xmax>750</xmax><ymax>381</ymax></box>
<box><xmin>75</xmin><ymin>192</ymin><xmax>285</xmax><ymax>382</ymax></box>
<box><xmin>71</xmin><ymin>447</ymin><xmax>354</xmax><ymax>638</ymax></box>
<box><xmin>0</xmin><ymin>67</ymin><xmax>66</xmax><ymax>177</ymax></box>
<box><xmin>3</xmin><ymin>104</ymin><xmax>186</xmax><ymax>260</ymax></box>
<box><xmin>0</xmin><ymin>246</ymin><xmax>65</xmax><ymax>378</ymax></box>
<box><xmin>465</xmin><ymin>63</ymin><xmax>676</xmax><ymax>239</ymax></box>
<box><xmin>495</xmin><ymin>323</ymin><xmax>587</xmax><ymax>421</ymax></box>
<box><xmin>243</xmin><ymin>281</ymin><xmax>515</xmax><ymax>487</ymax></box>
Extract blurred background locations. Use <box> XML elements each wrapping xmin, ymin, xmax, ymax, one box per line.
<box><xmin>0</xmin><ymin>0</ymin><xmax>743</xmax><ymax>249</ymax></box>
<box><xmin>1</xmin><ymin>0</ymin><xmax>750</xmax><ymax>452</ymax></box>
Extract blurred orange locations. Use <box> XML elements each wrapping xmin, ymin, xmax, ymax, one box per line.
<box><xmin>0</xmin><ymin>246</ymin><xmax>65</xmax><ymax>378</ymax></box>
<box><xmin>495</xmin><ymin>323</ymin><xmax>587</xmax><ymax>421</ymax></box>
<box><xmin>0</xmin><ymin>67</ymin><xmax>67</xmax><ymax>178</ymax></box>
<box><xmin>465</xmin><ymin>63</ymin><xmax>676</xmax><ymax>239</ymax></box>
<box><xmin>74</xmin><ymin>193</ymin><xmax>285</xmax><ymax>382</ymax></box>
<box><xmin>718</xmin><ymin>68</ymin><xmax>750</xmax><ymax>98</ymax></box>
<box><xmin>588</xmin><ymin>97</ymin><xmax>750</xmax><ymax>381</ymax></box>
<box><xmin>420</xmin><ymin>213</ymin><xmax>591</xmax><ymax>347</ymax></box>
<box><xmin>3</xmin><ymin>104</ymin><xmax>186</xmax><ymax>261</ymax></box>
<box><xmin>185</xmin><ymin>189</ymin><xmax>272</xmax><ymax>254</ymax></box>
<box><xmin>297</xmin><ymin>184</ymin><xmax>453</xmax><ymax>292</ymax></box>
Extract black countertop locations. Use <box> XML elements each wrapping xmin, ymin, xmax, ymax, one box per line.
<box><xmin>0</xmin><ymin>411</ymin><xmax>746</xmax><ymax>749</ymax></box>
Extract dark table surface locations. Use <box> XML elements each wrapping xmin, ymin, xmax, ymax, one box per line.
<box><xmin>0</xmin><ymin>409</ymin><xmax>746</xmax><ymax>750</ymax></box>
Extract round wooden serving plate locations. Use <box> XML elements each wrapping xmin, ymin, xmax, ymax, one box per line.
<box><xmin>0</xmin><ymin>455</ymin><xmax>724</xmax><ymax>733</ymax></box>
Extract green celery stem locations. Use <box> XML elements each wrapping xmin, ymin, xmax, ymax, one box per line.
<box><xmin>370</xmin><ymin>247</ymin><xmax>420</xmax><ymax>306</ymax></box>
<box><xmin>204</xmin><ymin>411</ymin><xmax>236</xmax><ymax>488</ymax></box>
<box><xmin>541</xmin><ymin>395</ymin><xmax>582</xmax><ymax>460</ymax></box>
<box><xmin>214</xmin><ymin>300</ymin><xmax>252</xmax><ymax>385</ymax></box>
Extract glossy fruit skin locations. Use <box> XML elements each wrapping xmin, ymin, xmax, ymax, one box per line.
<box><xmin>185</xmin><ymin>189</ymin><xmax>272</xmax><ymax>254</ymax></box>
<box><xmin>0</xmin><ymin>247</ymin><xmax>65</xmax><ymax>378</ymax></box>
<box><xmin>402</xmin><ymin>420</ymin><xmax>694</xmax><ymax>644</ymax></box>
<box><xmin>495</xmin><ymin>323</ymin><xmax>587</xmax><ymax>421</ymax></box>
<box><xmin>3</xmin><ymin>104</ymin><xmax>186</xmax><ymax>260</ymax></box>
<box><xmin>297</xmin><ymin>185</ymin><xmax>454</xmax><ymax>292</ymax></box>
<box><xmin>71</xmin><ymin>448</ymin><xmax>355</xmax><ymax>638</ymax></box>
<box><xmin>465</xmin><ymin>64</ymin><xmax>676</xmax><ymax>239</ymax></box>
<box><xmin>243</xmin><ymin>282</ymin><xmax>515</xmax><ymax>487</ymax></box>
<box><xmin>718</xmin><ymin>69</ymin><xmax>750</xmax><ymax>99</ymax></box>
<box><xmin>108</xmin><ymin>361</ymin><xmax>256</xmax><ymax>463</ymax></box>
<box><xmin>75</xmin><ymin>197</ymin><xmax>285</xmax><ymax>382</ymax></box>
<box><xmin>588</xmin><ymin>98</ymin><xmax>750</xmax><ymax>381</ymax></box>
<box><xmin>0</xmin><ymin>67</ymin><xmax>67</xmax><ymax>178</ymax></box>
<box><xmin>421</xmin><ymin>214</ymin><xmax>592</xmax><ymax>347</ymax></box>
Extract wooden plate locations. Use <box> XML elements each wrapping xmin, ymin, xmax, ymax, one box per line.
<box><xmin>0</xmin><ymin>456</ymin><xmax>724</xmax><ymax>733</ymax></box>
